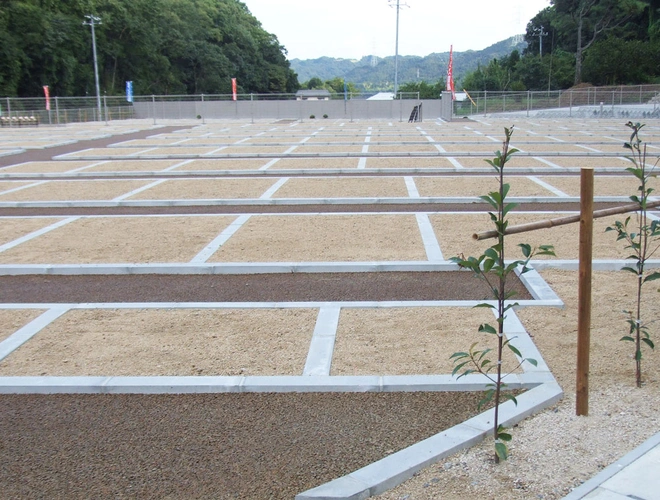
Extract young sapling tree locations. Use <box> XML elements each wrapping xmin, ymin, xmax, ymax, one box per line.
<box><xmin>451</xmin><ymin>126</ymin><xmax>555</xmax><ymax>462</ymax></box>
<box><xmin>606</xmin><ymin>121</ymin><xmax>660</xmax><ymax>388</ymax></box>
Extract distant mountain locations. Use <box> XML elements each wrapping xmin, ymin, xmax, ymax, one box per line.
<box><xmin>291</xmin><ymin>36</ymin><xmax>527</xmax><ymax>90</ymax></box>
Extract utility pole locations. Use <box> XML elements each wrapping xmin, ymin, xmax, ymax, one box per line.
<box><xmin>389</xmin><ymin>0</ymin><xmax>409</xmax><ymax>98</ymax></box>
<box><xmin>532</xmin><ymin>25</ymin><xmax>548</xmax><ymax>58</ymax></box>
<box><xmin>83</xmin><ymin>14</ymin><xmax>102</xmax><ymax>121</ymax></box>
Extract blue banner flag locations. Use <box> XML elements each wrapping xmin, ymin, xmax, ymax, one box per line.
<box><xmin>126</xmin><ymin>81</ymin><xmax>133</xmax><ymax>103</ymax></box>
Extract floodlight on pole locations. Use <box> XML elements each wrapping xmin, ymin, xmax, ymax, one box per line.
<box><xmin>83</xmin><ymin>14</ymin><xmax>102</xmax><ymax>121</ymax></box>
<box><xmin>389</xmin><ymin>0</ymin><xmax>409</xmax><ymax>98</ymax></box>
<box><xmin>532</xmin><ymin>25</ymin><xmax>548</xmax><ymax>58</ymax></box>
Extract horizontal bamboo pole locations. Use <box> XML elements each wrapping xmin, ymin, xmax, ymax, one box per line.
<box><xmin>473</xmin><ymin>199</ymin><xmax>660</xmax><ymax>240</ymax></box>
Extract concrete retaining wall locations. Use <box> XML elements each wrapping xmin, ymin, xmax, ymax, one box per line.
<box><xmin>133</xmin><ymin>99</ymin><xmax>444</xmax><ymax>121</ymax></box>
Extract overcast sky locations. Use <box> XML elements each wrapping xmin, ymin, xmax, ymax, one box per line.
<box><xmin>241</xmin><ymin>0</ymin><xmax>551</xmax><ymax>60</ymax></box>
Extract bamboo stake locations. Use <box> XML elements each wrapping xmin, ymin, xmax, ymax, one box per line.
<box><xmin>576</xmin><ymin>168</ymin><xmax>594</xmax><ymax>416</ymax></box>
<box><xmin>473</xmin><ymin>199</ymin><xmax>660</xmax><ymax>241</ymax></box>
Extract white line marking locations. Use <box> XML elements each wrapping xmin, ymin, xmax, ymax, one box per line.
<box><xmin>260</xmin><ymin>178</ymin><xmax>289</xmax><ymax>199</ymax></box>
<box><xmin>190</xmin><ymin>215</ymin><xmax>251</xmax><ymax>263</ymax></box>
<box><xmin>113</xmin><ymin>179</ymin><xmax>167</xmax><ymax>201</ymax></box>
<box><xmin>416</xmin><ymin>213</ymin><xmax>443</xmax><ymax>261</ymax></box>
<box><xmin>0</xmin><ymin>181</ymin><xmax>49</xmax><ymax>196</ymax></box>
<box><xmin>546</xmin><ymin>136</ymin><xmax>565</xmax><ymax>142</ymax></box>
<box><xmin>260</xmin><ymin>158</ymin><xmax>282</xmax><ymax>170</ymax></box>
<box><xmin>534</xmin><ymin>157</ymin><xmax>564</xmax><ymax>169</ymax></box>
<box><xmin>162</xmin><ymin>159</ymin><xmax>195</xmax><ymax>172</ymax></box>
<box><xmin>404</xmin><ymin>176</ymin><xmax>420</xmax><ymax>198</ymax></box>
<box><xmin>0</xmin><ymin>307</ymin><xmax>70</xmax><ymax>362</ymax></box>
<box><xmin>65</xmin><ymin>161</ymin><xmax>109</xmax><ymax>173</ymax></box>
<box><xmin>303</xmin><ymin>306</ymin><xmax>341</xmax><ymax>376</ymax></box>
<box><xmin>527</xmin><ymin>176</ymin><xmax>570</xmax><ymax>197</ymax></box>
<box><xmin>284</xmin><ymin>146</ymin><xmax>298</xmax><ymax>154</ymax></box>
<box><xmin>0</xmin><ymin>217</ymin><xmax>80</xmax><ymax>254</ymax></box>
<box><xmin>205</xmin><ymin>146</ymin><xmax>228</xmax><ymax>155</ymax></box>
<box><xmin>357</xmin><ymin>157</ymin><xmax>367</xmax><ymax>169</ymax></box>
<box><xmin>577</xmin><ymin>144</ymin><xmax>602</xmax><ymax>152</ymax></box>
<box><xmin>129</xmin><ymin>147</ymin><xmax>158</xmax><ymax>156</ymax></box>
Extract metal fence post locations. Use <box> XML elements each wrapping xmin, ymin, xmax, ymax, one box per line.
<box><xmin>484</xmin><ymin>90</ymin><xmax>487</xmax><ymax>115</ymax></box>
<box><xmin>570</xmin><ymin>90</ymin><xmax>573</xmax><ymax>117</ymax></box>
<box><xmin>55</xmin><ymin>96</ymin><xmax>60</xmax><ymax>125</ymax></box>
<box><xmin>526</xmin><ymin>91</ymin><xmax>530</xmax><ymax>117</ymax></box>
<box><xmin>201</xmin><ymin>94</ymin><xmax>205</xmax><ymax>123</ymax></box>
<box><xmin>104</xmin><ymin>94</ymin><xmax>108</xmax><ymax>124</ymax></box>
<box><xmin>152</xmin><ymin>95</ymin><xmax>156</xmax><ymax>125</ymax></box>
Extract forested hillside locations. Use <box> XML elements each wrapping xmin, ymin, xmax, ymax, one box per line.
<box><xmin>0</xmin><ymin>0</ymin><xmax>299</xmax><ymax>97</ymax></box>
<box><xmin>291</xmin><ymin>38</ymin><xmax>527</xmax><ymax>91</ymax></box>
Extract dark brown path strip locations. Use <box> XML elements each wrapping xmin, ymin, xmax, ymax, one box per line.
<box><xmin>0</xmin><ymin>392</ymin><xmax>488</xmax><ymax>499</ymax></box>
<box><xmin>0</xmin><ymin>125</ymin><xmax>194</xmax><ymax>168</ymax></box>
<box><xmin>0</xmin><ymin>272</ymin><xmax>531</xmax><ymax>303</ymax></box>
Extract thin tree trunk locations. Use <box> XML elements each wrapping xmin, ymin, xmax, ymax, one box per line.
<box><xmin>574</xmin><ymin>15</ymin><xmax>584</xmax><ymax>86</ymax></box>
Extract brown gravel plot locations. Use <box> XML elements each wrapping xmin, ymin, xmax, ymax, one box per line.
<box><xmin>62</xmin><ymin>148</ymin><xmax>150</xmax><ymax>157</ymax></box>
<box><xmin>208</xmin><ymin>214</ymin><xmax>428</xmax><ymax>262</ymax></box>
<box><xmin>0</xmin><ymin>215</ymin><xmax>235</xmax><ymax>264</ymax></box>
<box><xmin>0</xmin><ymin>272</ymin><xmax>532</xmax><ymax>303</ymax></box>
<box><xmin>0</xmin><ymin>217</ymin><xmax>64</xmax><ymax>245</ymax></box>
<box><xmin>369</xmin><ymin>145</ymin><xmax>440</xmax><ymax>153</ymax></box>
<box><xmin>0</xmin><ymin>161</ymin><xmax>95</xmax><ymax>173</ymax></box>
<box><xmin>176</xmin><ymin>159</ymin><xmax>270</xmax><ymax>170</ymax></box>
<box><xmin>414</xmin><ymin>176</ymin><xmax>556</xmax><ymax>197</ymax></box>
<box><xmin>365</xmin><ymin>157</ymin><xmax>456</xmax><ymax>168</ymax></box>
<box><xmin>0</xmin><ymin>392</ymin><xmax>493</xmax><ymax>500</ymax></box>
<box><xmin>381</xmin><ymin>270</ymin><xmax>660</xmax><ymax>500</ymax></box>
<box><xmin>126</xmin><ymin>178</ymin><xmax>278</xmax><ymax>200</ymax></box>
<box><xmin>84</xmin><ymin>160</ymin><xmax>182</xmax><ymax>172</ymax></box>
<box><xmin>295</xmin><ymin>145</ymin><xmax>365</xmax><ymax>154</ymax></box>
<box><xmin>271</xmin><ymin>158</ymin><xmax>360</xmax><ymax>169</ymax></box>
<box><xmin>537</xmin><ymin>174</ymin><xmax>660</xmax><ymax>197</ymax></box>
<box><xmin>0</xmin><ymin>180</ymin><xmax>152</xmax><ymax>202</ymax></box>
<box><xmin>430</xmin><ymin>212</ymin><xmax>630</xmax><ymax>261</ymax></box>
<box><xmin>332</xmin><ymin>307</ymin><xmax>524</xmax><ymax>375</ymax></box>
<box><xmin>0</xmin><ymin>309</ymin><xmax>45</xmax><ymax>342</ymax></box>
<box><xmin>273</xmin><ymin>177</ymin><xmax>409</xmax><ymax>198</ymax></box>
<box><xmin>0</xmin><ymin>308</ymin><xmax>317</xmax><ymax>376</ymax></box>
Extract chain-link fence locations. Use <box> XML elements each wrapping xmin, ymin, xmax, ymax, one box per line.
<box><xmin>454</xmin><ymin>85</ymin><xmax>660</xmax><ymax>118</ymax></box>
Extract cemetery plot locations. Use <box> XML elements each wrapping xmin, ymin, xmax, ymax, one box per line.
<box><xmin>273</xmin><ymin>177</ymin><xmax>408</xmax><ymax>198</ymax></box>
<box><xmin>0</xmin><ymin>180</ymin><xmax>153</xmax><ymax>202</ymax></box>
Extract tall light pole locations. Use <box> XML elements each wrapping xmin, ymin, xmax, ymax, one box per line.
<box><xmin>83</xmin><ymin>14</ymin><xmax>102</xmax><ymax>120</ymax></box>
<box><xmin>532</xmin><ymin>25</ymin><xmax>548</xmax><ymax>58</ymax></box>
<box><xmin>389</xmin><ymin>0</ymin><xmax>409</xmax><ymax>98</ymax></box>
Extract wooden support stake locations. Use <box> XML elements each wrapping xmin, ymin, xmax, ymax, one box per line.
<box><xmin>576</xmin><ymin>168</ymin><xmax>594</xmax><ymax>416</ymax></box>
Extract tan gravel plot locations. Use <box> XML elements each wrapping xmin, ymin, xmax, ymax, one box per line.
<box><xmin>456</xmin><ymin>156</ymin><xmax>550</xmax><ymax>168</ymax></box>
<box><xmin>369</xmin><ymin>144</ymin><xmax>440</xmax><ymax>153</ymax></box>
<box><xmin>442</xmin><ymin>144</ymin><xmax>508</xmax><ymax>153</ymax></box>
<box><xmin>537</xmin><ymin>175</ymin><xmax>660</xmax><ymax>197</ymax></box>
<box><xmin>109</xmin><ymin>139</ymin><xmax>181</xmax><ymax>147</ymax></box>
<box><xmin>428</xmin><ymin>136</ymin><xmax>495</xmax><ymax>143</ymax></box>
<box><xmin>273</xmin><ymin>177</ymin><xmax>408</xmax><ymax>198</ymax></box>
<box><xmin>0</xmin><ymin>308</ymin><xmax>316</xmax><ymax>376</ymax></box>
<box><xmin>209</xmin><ymin>214</ymin><xmax>427</xmax><ymax>262</ymax></box>
<box><xmin>84</xmin><ymin>160</ymin><xmax>182</xmax><ymax>172</ymax></box>
<box><xmin>430</xmin><ymin>212</ymin><xmax>630</xmax><ymax>261</ymax></box>
<box><xmin>0</xmin><ymin>217</ymin><xmax>65</xmax><ymax>245</ymax></box>
<box><xmin>0</xmin><ymin>161</ymin><xmax>96</xmax><ymax>173</ymax></box>
<box><xmin>1</xmin><ymin>141</ymin><xmax>71</xmax><ymax>149</ymax></box>
<box><xmin>271</xmin><ymin>158</ymin><xmax>360</xmax><ymax>169</ymax></box>
<box><xmin>243</xmin><ymin>137</ymin><xmax>300</xmax><ymax>144</ymax></box>
<box><xmin>518</xmin><ymin>144</ymin><xmax>597</xmax><ymax>153</ymax></box>
<box><xmin>63</xmin><ymin>148</ymin><xmax>148</xmax><ymax>158</ymax></box>
<box><xmin>332</xmin><ymin>307</ymin><xmax>524</xmax><ymax>375</ymax></box>
<box><xmin>295</xmin><ymin>145</ymin><xmax>364</xmax><ymax>154</ymax></box>
<box><xmin>0</xmin><ymin>181</ymin><xmax>35</xmax><ymax>192</ymax></box>
<box><xmin>365</xmin><ymin>157</ymin><xmax>456</xmax><ymax>168</ymax></box>
<box><xmin>414</xmin><ymin>176</ymin><xmax>555</xmax><ymax>197</ymax></box>
<box><xmin>537</xmin><ymin>157</ymin><xmax>633</xmax><ymax>168</ymax></box>
<box><xmin>127</xmin><ymin>178</ymin><xmax>278</xmax><ymax>200</ymax></box>
<box><xmin>369</xmin><ymin>136</ymin><xmax>426</xmax><ymax>142</ymax></box>
<box><xmin>576</xmin><ymin>144</ymin><xmax>626</xmax><ymax>153</ymax></box>
<box><xmin>0</xmin><ymin>180</ymin><xmax>152</xmax><ymax>202</ymax></box>
<box><xmin>0</xmin><ymin>309</ymin><xmax>46</xmax><ymax>342</ymax></box>
<box><xmin>177</xmin><ymin>159</ymin><xmax>270</xmax><ymax>170</ymax></box>
<box><xmin>220</xmin><ymin>146</ymin><xmax>290</xmax><ymax>154</ymax></box>
<box><xmin>307</xmin><ymin>136</ymin><xmax>364</xmax><ymax>143</ymax></box>
<box><xmin>0</xmin><ymin>216</ymin><xmax>234</xmax><ymax>264</ymax></box>
<box><xmin>145</xmin><ymin>147</ymin><xmax>220</xmax><ymax>156</ymax></box>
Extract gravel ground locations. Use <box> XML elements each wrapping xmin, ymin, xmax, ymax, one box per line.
<box><xmin>0</xmin><ymin>392</ymin><xmax>490</xmax><ymax>499</ymax></box>
<box><xmin>0</xmin><ymin>272</ymin><xmax>531</xmax><ymax>303</ymax></box>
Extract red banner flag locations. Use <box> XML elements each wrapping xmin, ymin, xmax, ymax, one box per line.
<box><xmin>43</xmin><ymin>85</ymin><xmax>51</xmax><ymax>110</ymax></box>
<box><xmin>231</xmin><ymin>78</ymin><xmax>237</xmax><ymax>101</ymax></box>
<box><xmin>446</xmin><ymin>46</ymin><xmax>456</xmax><ymax>101</ymax></box>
